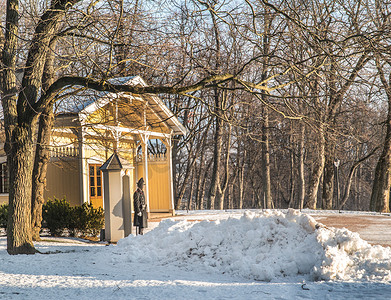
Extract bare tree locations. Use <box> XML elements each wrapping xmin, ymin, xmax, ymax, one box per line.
<box><xmin>0</xmin><ymin>0</ymin><xmax>239</xmax><ymax>254</ymax></box>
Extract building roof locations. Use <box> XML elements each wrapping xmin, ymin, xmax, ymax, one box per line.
<box><xmin>55</xmin><ymin>76</ymin><xmax>187</xmax><ymax>136</ymax></box>
<box><xmin>55</xmin><ymin>76</ymin><xmax>137</xmax><ymax>114</ymax></box>
<box><xmin>100</xmin><ymin>152</ymin><xmax>133</xmax><ymax>171</ymax></box>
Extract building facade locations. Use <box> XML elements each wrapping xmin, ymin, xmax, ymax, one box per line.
<box><xmin>0</xmin><ymin>76</ymin><xmax>187</xmax><ymax>215</ymax></box>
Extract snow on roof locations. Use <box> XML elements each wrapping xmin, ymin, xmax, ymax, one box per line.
<box><xmin>54</xmin><ymin>76</ymin><xmax>137</xmax><ymax>115</ymax></box>
<box><xmin>54</xmin><ymin>76</ymin><xmax>187</xmax><ymax>135</ymax></box>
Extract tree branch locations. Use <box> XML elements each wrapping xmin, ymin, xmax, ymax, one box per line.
<box><xmin>35</xmin><ymin>74</ymin><xmax>236</xmax><ymax>111</ymax></box>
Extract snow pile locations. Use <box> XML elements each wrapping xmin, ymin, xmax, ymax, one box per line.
<box><xmin>315</xmin><ymin>225</ymin><xmax>391</xmax><ymax>281</ymax></box>
<box><xmin>116</xmin><ymin>209</ymin><xmax>391</xmax><ymax>282</ymax></box>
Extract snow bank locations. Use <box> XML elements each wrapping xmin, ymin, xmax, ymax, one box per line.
<box><xmin>116</xmin><ymin>209</ymin><xmax>391</xmax><ymax>282</ymax></box>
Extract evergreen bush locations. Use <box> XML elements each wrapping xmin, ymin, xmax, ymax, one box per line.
<box><xmin>83</xmin><ymin>202</ymin><xmax>104</xmax><ymax>236</ymax></box>
<box><xmin>0</xmin><ymin>204</ymin><xmax>8</xmax><ymax>229</ymax></box>
<box><xmin>42</xmin><ymin>197</ymin><xmax>71</xmax><ymax>236</ymax></box>
<box><xmin>69</xmin><ymin>203</ymin><xmax>104</xmax><ymax>237</ymax></box>
<box><xmin>68</xmin><ymin>205</ymin><xmax>88</xmax><ymax>236</ymax></box>
<box><xmin>42</xmin><ymin>198</ymin><xmax>104</xmax><ymax>238</ymax></box>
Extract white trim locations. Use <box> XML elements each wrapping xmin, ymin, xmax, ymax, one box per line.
<box><xmin>78</xmin><ymin>129</ymin><xmax>88</xmax><ymax>205</ymax></box>
<box><xmin>147</xmin><ymin>100</ymin><xmax>171</xmax><ymax>131</ymax></box>
<box><xmin>132</xmin><ymin>75</ymin><xmax>148</xmax><ymax>87</ymax></box>
<box><xmin>80</xmin><ymin>93</ymin><xmax>135</xmax><ymax>121</ymax></box>
<box><xmin>150</xmin><ymin>94</ymin><xmax>188</xmax><ymax>135</ymax></box>
<box><xmin>163</xmin><ymin>135</ymin><xmax>175</xmax><ymax>212</ymax></box>
<box><xmin>141</xmin><ymin>134</ymin><xmax>150</xmax><ymax>213</ymax></box>
<box><xmin>86</xmin><ymin>156</ymin><xmax>105</xmax><ymax>164</ymax></box>
<box><xmin>71</xmin><ymin>76</ymin><xmax>186</xmax><ymax>136</ymax></box>
<box><xmin>79</xmin><ymin>76</ymin><xmax>146</xmax><ymax>122</ymax></box>
<box><xmin>90</xmin><ymin>124</ymin><xmax>172</xmax><ymax>139</ymax></box>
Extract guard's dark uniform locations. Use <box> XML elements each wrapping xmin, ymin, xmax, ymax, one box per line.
<box><xmin>133</xmin><ymin>187</ymin><xmax>148</xmax><ymax>230</ymax></box>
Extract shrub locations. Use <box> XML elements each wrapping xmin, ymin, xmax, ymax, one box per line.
<box><xmin>0</xmin><ymin>204</ymin><xmax>8</xmax><ymax>229</ymax></box>
<box><xmin>85</xmin><ymin>203</ymin><xmax>104</xmax><ymax>237</ymax></box>
<box><xmin>68</xmin><ymin>205</ymin><xmax>88</xmax><ymax>236</ymax></box>
<box><xmin>42</xmin><ymin>197</ymin><xmax>72</xmax><ymax>236</ymax></box>
<box><xmin>42</xmin><ymin>198</ymin><xmax>104</xmax><ymax>238</ymax></box>
<box><xmin>69</xmin><ymin>203</ymin><xmax>104</xmax><ymax>237</ymax></box>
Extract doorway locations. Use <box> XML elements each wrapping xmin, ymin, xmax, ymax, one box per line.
<box><xmin>89</xmin><ymin>164</ymin><xmax>103</xmax><ymax>208</ymax></box>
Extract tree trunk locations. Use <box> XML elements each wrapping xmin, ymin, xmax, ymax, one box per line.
<box><xmin>187</xmin><ymin>169</ymin><xmax>196</xmax><ymax>210</ymax></box>
<box><xmin>7</xmin><ymin>125</ymin><xmax>37</xmax><ymax>254</ymax></box>
<box><xmin>340</xmin><ymin>147</ymin><xmax>378</xmax><ymax>210</ymax></box>
<box><xmin>200</xmin><ymin>159</ymin><xmax>212</xmax><ymax>210</ymax></box>
<box><xmin>321</xmin><ymin>52</ymin><xmax>369</xmax><ymax>209</ymax></box>
<box><xmin>2</xmin><ymin>0</ymin><xmax>80</xmax><ymax>254</ymax></box>
<box><xmin>208</xmin><ymin>89</ymin><xmax>224</xmax><ymax>210</ymax></box>
<box><xmin>238</xmin><ymin>163</ymin><xmax>244</xmax><ymax>209</ymax></box>
<box><xmin>195</xmin><ymin>164</ymin><xmax>203</xmax><ymax>210</ymax></box>
<box><xmin>2</xmin><ymin>0</ymin><xmax>37</xmax><ymax>254</ymax></box>
<box><xmin>206</xmin><ymin>3</ymin><xmax>222</xmax><ymax>210</ymax></box>
<box><xmin>261</xmin><ymin>107</ymin><xmax>273</xmax><ymax>209</ymax></box>
<box><xmin>369</xmin><ymin>57</ymin><xmax>391</xmax><ymax>212</ymax></box>
<box><xmin>288</xmin><ymin>122</ymin><xmax>295</xmax><ymax>208</ymax></box>
<box><xmin>31</xmin><ymin>105</ymin><xmax>53</xmax><ymax>241</ymax></box>
<box><xmin>31</xmin><ymin>38</ymin><xmax>57</xmax><ymax>241</ymax></box>
<box><xmin>356</xmin><ymin>164</ymin><xmax>361</xmax><ymax>210</ymax></box>
<box><xmin>322</xmin><ymin>138</ymin><xmax>335</xmax><ymax>210</ymax></box>
<box><xmin>305</xmin><ymin>124</ymin><xmax>325</xmax><ymax>209</ymax></box>
<box><xmin>115</xmin><ymin>0</ymin><xmax>139</xmax><ymax>76</ymax></box>
<box><xmin>370</xmin><ymin>126</ymin><xmax>391</xmax><ymax>212</ymax></box>
<box><xmin>227</xmin><ymin>179</ymin><xmax>234</xmax><ymax>209</ymax></box>
<box><xmin>175</xmin><ymin>155</ymin><xmax>196</xmax><ymax>209</ymax></box>
<box><xmin>339</xmin><ymin>167</ymin><xmax>356</xmax><ymax>210</ymax></box>
<box><xmin>174</xmin><ymin>137</ymin><xmax>198</xmax><ymax>210</ymax></box>
<box><xmin>259</xmin><ymin>7</ymin><xmax>273</xmax><ymax>210</ymax></box>
<box><xmin>252</xmin><ymin>181</ymin><xmax>263</xmax><ymax>208</ymax></box>
<box><xmin>193</xmin><ymin>119</ymin><xmax>211</xmax><ymax>210</ymax></box>
<box><xmin>172</xmin><ymin>139</ymin><xmax>179</xmax><ymax>209</ymax></box>
<box><xmin>298</xmin><ymin>123</ymin><xmax>305</xmax><ymax>210</ymax></box>
<box><xmin>216</xmin><ymin>122</ymin><xmax>232</xmax><ymax>210</ymax></box>
<box><xmin>237</xmin><ymin>144</ymin><xmax>246</xmax><ymax>210</ymax></box>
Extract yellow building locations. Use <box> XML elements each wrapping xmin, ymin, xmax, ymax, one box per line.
<box><xmin>0</xmin><ymin>76</ymin><xmax>187</xmax><ymax>216</ymax></box>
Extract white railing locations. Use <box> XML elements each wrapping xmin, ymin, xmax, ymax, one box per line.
<box><xmin>50</xmin><ymin>146</ymin><xmax>79</xmax><ymax>158</ymax></box>
<box><xmin>135</xmin><ymin>153</ymin><xmax>167</xmax><ymax>162</ymax></box>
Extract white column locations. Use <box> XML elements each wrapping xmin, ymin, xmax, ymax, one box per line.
<box><xmin>78</xmin><ymin>128</ymin><xmax>88</xmax><ymax>205</ymax></box>
<box><xmin>163</xmin><ymin>135</ymin><xmax>175</xmax><ymax>215</ymax></box>
<box><xmin>141</xmin><ymin>134</ymin><xmax>150</xmax><ymax>212</ymax></box>
<box><xmin>102</xmin><ymin>170</ymin><xmax>124</xmax><ymax>242</ymax></box>
<box><xmin>122</xmin><ymin>174</ymin><xmax>132</xmax><ymax>237</ymax></box>
<box><xmin>168</xmin><ymin>136</ymin><xmax>175</xmax><ymax>214</ymax></box>
<box><xmin>134</xmin><ymin>142</ymin><xmax>139</xmax><ymax>186</ymax></box>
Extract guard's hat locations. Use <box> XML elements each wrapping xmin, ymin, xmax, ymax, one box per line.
<box><xmin>137</xmin><ymin>177</ymin><xmax>144</xmax><ymax>188</ymax></box>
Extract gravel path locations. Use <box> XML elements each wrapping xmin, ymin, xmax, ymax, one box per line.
<box><xmin>311</xmin><ymin>213</ymin><xmax>391</xmax><ymax>247</ymax></box>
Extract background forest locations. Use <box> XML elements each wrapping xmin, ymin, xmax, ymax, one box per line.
<box><xmin>142</xmin><ymin>0</ymin><xmax>390</xmax><ymax>213</ymax></box>
<box><xmin>1</xmin><ymin>0</ymin><xmax>391</xmax><ymax>217</ymax></box>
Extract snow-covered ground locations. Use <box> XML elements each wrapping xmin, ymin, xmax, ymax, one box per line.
<box><xmin>1</xmin><ymin>209</ymin><xmax>391</xmax><ymax>299</ymax></box>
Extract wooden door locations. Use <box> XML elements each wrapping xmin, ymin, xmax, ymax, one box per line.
<box><xmin>89</xmin><ymin>164</ymin><xmax>103</xmax><ymax>208</ymax></box>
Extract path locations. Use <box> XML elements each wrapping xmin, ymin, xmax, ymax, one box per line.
<box><xmin>311</xmin><ymin>213</ymin><xmax>391</xmax><ymax>247</ymax></box>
